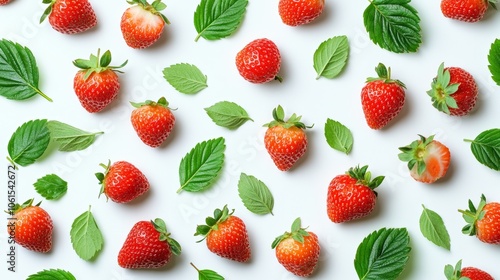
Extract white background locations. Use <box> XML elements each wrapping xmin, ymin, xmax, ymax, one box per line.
<box><xmin>1</xmin><ymin>0</ymin><xmax>499</xmax><ymax>279</ymax></box>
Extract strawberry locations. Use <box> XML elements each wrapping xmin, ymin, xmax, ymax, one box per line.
<box><xmin>0</xmin><ymin>0</ymin><xmax>12</xmax><ymax>5</ymax></box>
<box><xmin>195</xmin><ymin>205</ymin><xmax>251</xmax><ymax>262</ymax></box>
<box><xmin>118</xmin><ymin>218</ymin><xmax>181</xmax><ymax>269</ymax></box>
<box><xmin>361</xmin><ymin>63</ymin><xmax>406</xmax><ymax>129</ymax></box>
<box><xmin>460</xmin><ymin>194</ymin><xmax>500</xmax><ymax>245</ymax></box>
<box><xmin>427</xmin><ymin>63</ymin><xmax>478</xmax><ymax>116</ymax></box>
<box><xmin>445</xmin><ymin>260</ymin><xmax>493</xmax><ymax>280</ymax></box>
<box><xmin>40</xmin><ymin>0</ymin><xmax>97</xmax><ymax>34</ymax></box>
<box><xmin>73</xmin><ymin>49</ymin><xmax>128</xmax><ymax>113</ymax></box>
<box><xmin>278</xmin><ymin>0</ymin><xmax>325</xmax><ymax>26</ymax></box>
<box><xmin>120</xmin><ymin>0</ymin><xmax>170</xmax><ymax>49</ymax></box>
<box><xmin>441</xmin><ymin>0</ymin><xmax>495</xmax><ymax>22</ymax></box>
<box><xmin>272</xmin><ymin>218</ymin><xmax>320</xmax><ymax>277</ymax></box>
<box><xmin>235</xmin><ymin>38</ymin><xmax>282</xmax><ymax>84</ymax></box>
<box><xmin>398</xmin><ymin>135</ymin><xmax>451</xmax><ymax>183</ymax></box>
<box><xmin>96</xmin><ymin>160</ymin><xmax>150</xmax><ymax>203</ymax></box>
<box><xmin>264</xmin><ymin>105</ymin><xmax>312</xmax><ymax>171</ymax></box>
<box><xmin>7</xmin><ymin>199</ymin><xmax>53</xmax><ymax>253</ymax></box>
<box><xmin>130</xmin><ymin>97</ymin><xmax>175</xmax><ymax>148</ymax></box>
<box><xmin>327</xmin><ymin>165</ymin><xmax>384</xmax><ymax>223</ymax></box>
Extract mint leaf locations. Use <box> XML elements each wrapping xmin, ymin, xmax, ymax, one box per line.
<box><xmin>70</xmin><ymin>206</ymin><xmax>104</xmax><ymax>261</ymax></box>
<box><xmin>488</xmin><ymin>38</ymin><xmax>500</xmax><ymax>86</ymax></box>
<box><xmin>0</xmin><ymin>39</ymin><xmax>51</xmax><ymax>101</ymax></box>
<box><xmin>27</xmin><ymin>269</ymin><xmax>76</xmax><ymax>280</ymax></box>
<box><xmin>324</xmin><ymin>118</ymin><xmax>353</xmax><ymax>154</ymax></box>
<box><xmin>465</xmin><ymin>128</ymin><xmax>500</xmax><ymax>171</ymax></box>
<box><xmin>47</xmin><ymin>120</ymin><xmax>103</xmax><ymax>152</ymax></box>
<box><xmin>354</xmin><ymin>228</ymin><xmax>411</xmax><ymax>280</ymax></box>
<box><xmin>191</xmin><ymin>262</ymin><xmax>225</xmax><ymax>280</ymax></box>
<box><xmin>238</xmin><ymin>173</ymin><xmax>274</xmax><ymax>215</ymax></box>
<box><xmin>163</xmin><ymin>63</ymin><xmax>208</xmax><ymax>94</ymax></box>
<box><xmin>205</xmin><ymin>101</ymin><xmax>253</xmax><ymax>129</ymax></box>
<box><xmin>363</xmin><ymin>0</ymin><xmax>422</xmax><ymax>53</ymax></box>
<box><xmin>34</xmin><ymin>174</ymin><xmax>68</xmax><ymax>200</ymax></box>
<box><xmin>419</xmin><ymin>205</ymin><xmax>451</xmax><ymax>250</ymax></box>
<box><xmin>178</xmin><ymin>137</ymin><xmax>225</xmax><ymax>193</ymax></box>
<box><xmin>7</xmin><ymin>119</ymin><xmax>51</xmax><ymax>167</ymax></box>
<box><xmin>313</xmin><ymin>35</ymin><xmax>349</xmax><ymax>79</ymax></box>
<box><xmin>194</xmin><ymin>0</ymin><xmax>248</xmax><ymax>41</ymax></box>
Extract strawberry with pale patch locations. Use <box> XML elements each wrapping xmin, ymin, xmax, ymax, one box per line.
<box><xmin>235</xmin><ymin>38</ymin><xmax>282</xmax><ymax>84</ymax></box>
<box><xmin>40</xmin><ymin>0</ymin><xmax>97</xmax><ymax>34</ymax></box>
<box><xmin>445</xmin><ymin>260</ymin><xmax>494</xmax><ymax>280</ymax></box>
<box><xmin>460</xmin><ymin>194</ymin><xmax>500</xmax><ymax>245</ymax></box>
<box><xmin>131</xmin><ymin>97</ymin><xmax>175</xmax><ymax>148</ymax></box>
<box><xmin>441</xmin><ymin>0</ymin><xmax>496</xmax><ymax>22</ymax></box>
<box><xmin>279</xmin><ymin>0</ymin><xmax>325</xmax><ymax>26</ymax></box>
<box><xmin>398</xmin><ymin>135</ymin><xmax>451</xmax><ymax>183</ymax></box>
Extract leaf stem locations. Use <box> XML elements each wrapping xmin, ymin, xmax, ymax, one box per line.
<box><xmin>36</xmin><ymin>88</ymin><xmax>53</xmax><ymax>102</ymax></box>
<box><xmin>194</xmin><ymin>34</ymin><xmax>202</xmax><ymax>42</ymax></box>
<box><xmin>190</xmin><ymin>262</ymin><xmax>200</xmax><ymax>272</ymax></box>
<box><xmin>6</xmin><ymin>157</ymin><xmax>17</xmax><ymax>169</ymax></box>
<box><xmin>463</xmin><ymin>139</ymin><xmax>473</xmax><ymax>143</ymax></box>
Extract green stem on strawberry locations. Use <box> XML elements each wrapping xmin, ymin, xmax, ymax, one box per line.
<box><xmin>347</xmin><ymin>165</ymin><xmax>384</xmax><ymax>190</ymax></box>
<box><xmin>272</xmin><ymin>217</ymin><xmax>309</xmax><ymax>248</ymax></box>
<box><xmin>264</xmin><ymin>105</ymin><xmax>313</xmax><ymax>129</ymax></box>
<box><xmin>458</xmin><ymin>194</ymin><xmax>487</xmax><ymax>236</ymax></box>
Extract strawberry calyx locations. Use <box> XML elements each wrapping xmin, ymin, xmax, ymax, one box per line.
<box><xmin>459</xmin><ymin>194</ymin><xmax>487</xmax><ymax>237</ymax></box>
<box><xmin>130</xmin><ymin>96</ymin><xmax>171</xmax><ymax>109</ymax></box>
<box><xmin>366</xmin><ymin>63</ymin><xmax>406</xmax><ymax>88</ymax></box>
<box><xmin>96</xmin><ymin>160</ymin><xmax>112</xmax><ymax>201</ymax></box>
<box><xmin>6</xmin><ymin>198</ymin><xmax>41</xmax><ymax>215</ymax></box>
<box><xmin>347</xmin><ymin>165</ymin><xmax>384</xmax><ymax>191</ymax></box>
<box><xmin>271</xmin><ymin>217</ymin><xmax>309</xmax><ymax>249</ymax></box>
<box><xmin>263</xmin><ymin>105</ymin><xmax>313</xmax><ymax>129</ymax></box>
<box><xmin>127</xmin><ymin>0</ymin><xmax>170</xmax><ymax>24</ymax></box>
<box><xmin>151</xmin><ymin>218</ymin><xmax>182</xmax><ymax>256</ymax></box>
<box><xmin>195</xmin><ymin>205</ymin><xmax>234</xmax><ymax>242</ymax></box>
<box><xmin>73</xmin><ymin>49</ymin><xmax>128</xmax><ymax>81</ymax></box>
<box><xmin>398</xmin><ymin>134</ymin><xmax>434</xmax><ymax>175</ymax></box>
<box><xmin>40</xmin><ymin>0</ymin><xmax>56</xmax><ymax>23</ymax></box>
<box><xmin>427</xmin><ymin>62</ymin><xmax>460</xmax><ymax>115</ymax></box>
<box><xmin>489</xmin><ymin>0</ymin><xmax>497</xmax><ymax>9</ymax></box>
<box><xmin>444</xmin><ymin>259</ymin><xmax>468</xmax><ymax>280</ymax></box>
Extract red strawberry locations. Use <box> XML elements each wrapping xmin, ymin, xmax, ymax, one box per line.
<box><xmin>445</xmin><ymin>260</ymin><xmax>493</xmax><ymax>280</ymax></box>
<box><xmin>264</xmin><ymin>105</ymin><xmax>311</xmax><ymax>171</ymax></box>
<box><xmin>0</xmin><ymin>0</ymin><xmax>12</xmax><ymax>5</ymax></box>
<box><xmin>272</xmin><ymin>218</ymin><xmax>320</xmax><ymax>277</ymax></box>
<box><xmin>361</xmin><ymin>63</ymin><xmax>406</xmax><ymax>129</ymax></box>
<box><xmin>7</xmin><ymin>199</ymin><xmax>53</xmax><ymax>253</ymax></box>
<box><xmin>96</xmin><ymin>160</ymin><xmax>150</xmax><ymax>203</ymax></box>
<box><xmin>40</xmin><ymin>0</ymin><xmax>97</xmax><ymax>34</ymax></box>
<box><xmin>460</xmin><ymin>194</ymin><xmax>500</xmax><ymax>244</ymax></box>
<box><xmin>235</xmin><ymin>38</ymin><xmax>282</xmax><ymax>84</ymax></box>
<box><xmin>278</xmin><ymin>0</ymin><xmax>325</xmax><ymax>26</ymax></box>
<box><xmin>130</xmin><ymin>97</ymin><xmax>175</xmax><ymax>148</ymax></box>
<box><xmin>398</xmin><ymin>135</ymin><xmax>451</xmax><ymax>183</ymax></box>
<box><xmin>120</xmin><ymin>0</ymin><xmax>170</xmax><ymax>49</ymax></box>
<box><xmin>441</xmin><ymin>0</ymin><xmax>494</xmax><ymax>22</ymax></box>
<box><xmin>327</xmin><ymin>165</ymin><xmax>384</xmax><ymax>223</ymax></box>
<box><xmin>195</xmin><ymin>205</ymin><xmax>251</xmax><ymax>262</ymax></box>
<box><xmin>73</xmin><ymin>49</ymin><xmax>127</xmax><ymax>113</ymax></box>
<box><xmin>427</xmin><ymin>63</ymin><xmax>478</xmax><ymax>116</ymax></box>
<box><xmin>118</xmin><ymin>218</ymin><xmax>181</xmax><ymax>269</ymax></box>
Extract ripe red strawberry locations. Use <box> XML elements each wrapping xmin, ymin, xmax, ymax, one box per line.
<box><xmin>264</xmin><ymin>105</ymin><xmax>311</xmax><ymax>171</ymax></box>
<box><xmin>327</xmin><ymin>165</ymin><xmax>384</xmax><ymax>223</ymax></box>
<box><xmin>445</xmin><ymin>260</ymin><xmax>493</xmax><ymax>280</ymax></box>
<box><xmin>460</xmin><ymin>194</ymin><xmax>500</xmax><ymax>244</ymax></box>
<box><xmin>40</xmin><ymin>0</ymin><xmax>97</xmax><ymax>34</ymax></box>
<box><xmin>8</xmin><ymin>199</ymin><xmax>53</xmax><ymax>253</ymax></box>
<box><xmin>0</xmin><ymin>0</ymin><xmax>12</xmax><ymax>5</ymax></box>
<box><xmin>398</xmin><ymin>135</ymin><xmax>451</xmax><ymax>183</ymax></box>
<box><xmin>272</xmin><ymin>218</ymin><xmax>320</xmax><ymax>277</ymax></box>
<box><xmin>130</xmin><ymin>97</ymin><xmax>175</xmax><ymax>148</ymax></box>
<box><xmin>427</xmin><ymin>63</ymin><xmax>478</xmax><ymax>116</ymax></box>
<box><xmin>96</xmin><ymin>160</ymin><xmax>150</xmax><ymax>203</ymax></box>
<box><xmin>235</xmin><ymin>38</ymin><xmax>282</xmax><ymax>84</ymax></box>
<box><xmin>361</xmin><ymin>63</ymin><xmax>406</xmax><ymax>129</ymax></box>
<box><xmin>73</xmin><ymin>49</ymin><xmax>127</xmax><ymax>113</ymax></box>
<box><xmin>278</xmin><ymin>0</ymin><xmax>325</xmax><ymax>26</ymax></box>
<box><xmin>195</xmin><ymin>205</ymin><xmax>251</xmax><ymax>262</ymax></box>
<box><xmin>120</xmin><ymin>0</ymin><xmax>170</xmax><ymax>49</ymax></box>
<box><xmin>118</xmin><ymin>218</ymin><xmax>181</xmax><ymax>269</ymax></box>
<box><xmin>441</xmin><ymin>0</ymin><xmax>495</xmax><ymax>22</ymax></box>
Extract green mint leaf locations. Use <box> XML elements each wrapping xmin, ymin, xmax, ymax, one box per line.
<box><xmin>178</xmin><ymin>137</ymin><xmax>225</xmax><ymax>193</ymax></box>
<box><xmin>34</xmin><ymin>174</ymin><xmax>68</xmax><ymax>200</ymax></box>
<box><xmin>27</xmin><ymin>269</ymin><xmax>76</xmax><ymax>280</ymax></box>
<box><xmin>205</xmin><ymin>101</ymin><xmax>253</xmax><ymax>129</ymax></box>
<box><xmin>0</xmin><ymin>39</ymin><xmax>51</xmax><ymax>101</ymax></box>
<box><xmin>191</xmin><ymin>263</ymin><xmax>225</xmax><ymax>280</ymax></box>
<box><xmin>488</xmin><ymin>38</ymin><xmax>500</xmax><ymax>86</ymax></box>
<box><xmin>237</xmin><ymin>173</ymin><xmax>274</xmax><ymax>215</ymax></box>
<box><xmin>163</xmin><ymin>63</ymin><xmax>208</xmax><ymax>94</ymax></box>
<box><xmin>419</xmin><ymin>205</ymin><xmax>451</xmax><ymax>250</ymax></box>
<box><xmin>47</xmin><ymin>120</ymin><xmax>103</xmax><ymax>152</ymax></box>
<box><xmin>194</xmin><ymin>0</ymin><xmax>248</xmax><ymax>41</ymax></box>
<box><xmin>354</xmin><ymin>228</ymin><xmax>411</xmax><ymax>280</ymax></box>
<box><xmin>363</xmin><ymin>0</ymin><xmax>422</xmax><ymax>53</ymax></box>
<box><xmin>70</xmin><ymin>206</ymin><xmax>104</xmax><ymax>261</ymax></box>
<box><xmin>7</xmin><ymin>119</ymin><xmax>51</xmax><ymax>167</ymax></box>
<box><xmin>313</xmin><ymin>35</ymin><xmax>349</xmax><ymax>79</ymax></box>
<box><xmin>465</xmin><ymin>128</ymin><xmax>500</xmax><ymax>171</ymax></box>
<box><xmin>324</xmin><ymin>118</ymin><xmax>353</xmax><ymax>154</ymax></box>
